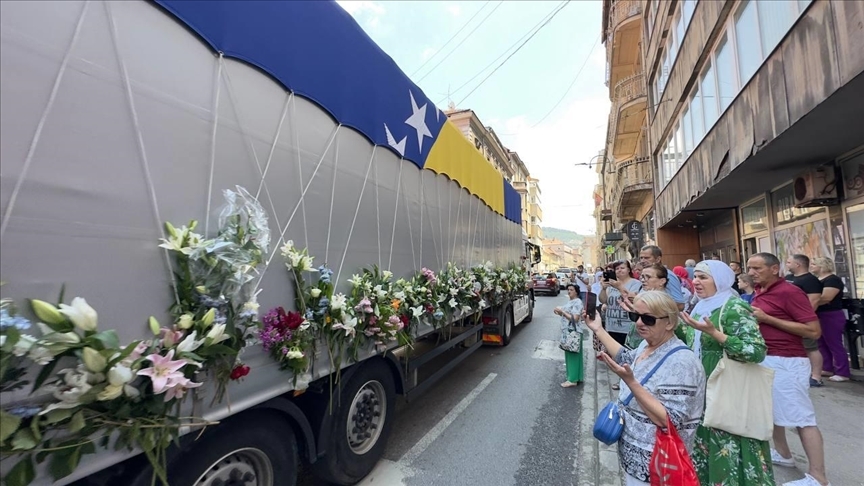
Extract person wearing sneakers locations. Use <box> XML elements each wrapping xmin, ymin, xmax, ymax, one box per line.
<box><xmin>748</xmin><ymin>253</ymin><xmax>831</xmax><ymax>486</ymax></box>
<box><xmin>810</xmin><ymin>257</ymin><xmax>850</xmax><ymax>383</ymax></box>
<box><xmin>785</xmin><ymin>254</ymin><xmax>826</xmax><ymax>387</ymax></box>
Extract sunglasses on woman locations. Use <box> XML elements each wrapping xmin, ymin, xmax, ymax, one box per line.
<box><xmin>628</xmin><ymin>312</ymin><xmax>662</xmax><ymax>326</ymax></box>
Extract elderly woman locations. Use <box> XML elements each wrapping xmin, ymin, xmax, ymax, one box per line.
<box><xmin>587</xmin><ymin>291</ymin><xmax>706</xmax><ymax>486</ymax></box>
<box><xmin>679</xmin><ymin>260</ymin><xmax>773</xmax><ymax>485</ymax></box>
<box><xmin>625</xmin><ymin>263</ymin><xmax>670</xmax><ymax>349</ymax></box>
<box><xmin>810</xmin><ymin>257</ymin><xmax>850</xmax><ymax>382</ymax></box>
<box><xmin>555</xmin><ymin>284</ymin><xmax>584</xmax><ymax>387</ymax></box>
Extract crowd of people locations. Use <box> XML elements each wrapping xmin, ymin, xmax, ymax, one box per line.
<box><xmin>552</xmin><ymin>245</ymin><xmax>851</xmax><ymax>486</ymax></box>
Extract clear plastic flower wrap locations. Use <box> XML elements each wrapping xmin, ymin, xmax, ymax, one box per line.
<box><xmin>188</xmin><ymin>186</ymin><xmax>270</xmax><ymax>313</ymax></box>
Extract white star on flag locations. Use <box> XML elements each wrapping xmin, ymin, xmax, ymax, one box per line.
<box><xmin>384</xmin><ymin>123</ymin><xmax>406</xmax><ymax>157</ymax></box>
<box><xmin>404</xmin><ymin>91</ymin><xmax>432</xmax><ymax>152</ymax></box>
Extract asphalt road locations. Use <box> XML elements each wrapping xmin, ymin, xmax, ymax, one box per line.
<box><xmin>301</xmin><ymin>292</ymin><xmax>586</xmax><ymax>485</ymax></box>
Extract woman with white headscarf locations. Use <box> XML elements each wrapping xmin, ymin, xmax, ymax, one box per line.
<box><xmin>678</xmin><ymin>260</ymin><xmax>774</xmax><ymax>485</ymax></box>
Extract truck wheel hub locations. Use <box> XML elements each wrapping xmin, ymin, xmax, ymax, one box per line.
<box><xmin>195</xmin><ymin>447</ymin><xmax>273</xmax><ymax>486</ymax></box>
<box><xmin>347</xmin><ymin>380</ymin><xmax>386</xmax><ymax>455</ymax></box>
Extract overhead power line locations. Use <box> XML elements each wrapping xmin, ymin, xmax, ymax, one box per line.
<box><xmin>410</xmin><ymin>1</ymin><xmax>491</xmax><ymax>77</ymax></box>
<box><xmin>416</xmin><ymin>1</ymin><xmax>504</xmax><ymax>82</ymax></box>
<box><xmin>531</xmin><ymin>33</ymin><xmax>600</xmax><ymax>127</ymax></box>
<box><xmin>438</xmin><ymin>0</ymin><xmax>569</xmax><ymax>106</ymax></box>
<box><xmin>457</xmin><ymin>0</ymin><xmax>571</xmax><ymax>105</ymax></box>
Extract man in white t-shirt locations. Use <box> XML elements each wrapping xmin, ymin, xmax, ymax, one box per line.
<box><xmin>573</xmin><ymin>265</ymin><xmax>589</xmax><ymax>301</ymax></box>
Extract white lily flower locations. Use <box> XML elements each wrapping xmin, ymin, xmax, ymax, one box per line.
<box><xmin>331</xmin><ymin>293</ymin><xmax>347</xmax><ymax>311</ymax></box>
<box><xmin>411</xmin><ymin>306</ymin><xmax>424</xmax><ymax>318</ymax></box>
<box><xmin>310</xmin><ymin>288</ymin><xmax>322</xmax><ymax>298</ymax></box>
<box><xmin>285</xmin><ymin>349</ymin><xmax>304</xmax><ymax>360</ymax></box>
<box><xmin>82</xmin><ymin>347</ymin><xmax>107</xmax><ymax>373</ymax></box>
<box><xmin>0</xmin><ymin>335</ymin><xmax>5</xmax><ymax>347</ymax></box>
<box><xmin>382</xmin><ymin>270</ymin><xmax>393</xmax><ymax>280</ymax></box>
<box><xmin>206</xmin><ymin>323</ymin><xmax>230</xmax><ymax>344</ymax></box>
<box><xmin>176</xmin><ymin>331</ymin><xmax>205</xmax><ymax>353</ymax></box>
<box><xmin>27</xmin><ymin>345</ymin><xmax>54</xmax><ymax>365</ymax></box>
<box><xmin>449</xmin><ymin>298</ymin><xmax>458</xmax><ymax>309</ymax></box>
<box><xmin>394</xmin><ymin>291</ymin><xmax>406</xmax><ymax>300</ymax></box>
<box><xmin>58</xmin><ymin>297</ymin><xmax>98</xmax><ymax>332</ymax></box>
<box><xmin>242</xmin><ymin>299</ymin><xmax>260</xmax><ymax>315</ymax></box>
<box><xmin>97</xmin><ymin>384</ymin><xmax>123</xmax><ymax>401</ymax></box>
<box><xmin>108</xmin><ymin>364</ymin><xmax>135</xmax><ymax>386</ymax></box>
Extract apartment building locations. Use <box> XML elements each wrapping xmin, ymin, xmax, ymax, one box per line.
<box><xmin>599</xmin><ymin>0</ymin><xmax>655</xmax><ymax>263</ymax></box>
<box><xmin>638</xmin><ymin>0</ymin><xmax>862</xmax><ymax>287</ymax></box>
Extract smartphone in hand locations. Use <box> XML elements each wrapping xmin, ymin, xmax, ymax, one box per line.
<box><xmin>584</xmin><ymin>291</ymin><xmax>597</xmax><ymax>320</ymax></box>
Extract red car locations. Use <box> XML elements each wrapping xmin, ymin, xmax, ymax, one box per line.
<box><xmin>532</xmin><ymin>273</ymin><xmax>560</xmax><ymax>296</ymax></box>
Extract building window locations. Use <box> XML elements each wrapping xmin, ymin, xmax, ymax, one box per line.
<box><xmin>771</xmin><ymin>183</ymin><xmax>826</xmax><ymax>226</ymax></box>
<box><xmin>682</xmin><ymin>0</ymin><xmax>696</xmax><ymax>27</ymax></box>
<box><xmin>682</xmin><ymin>107</ymin><xmax>694</xmax><ymax>158</ymax></box>
<box><xmin>740</xmin><ymin>198</ymin><xmax>768</xmax><ymax>235</ymax></box>
<box><xmin>700</xmin><ymin>62</ymin><xmax>718</xmax><ymax>129</ymax></box>
<box><xmin>734</xmin><ymin>0</ymin><xmax>761</xmax><ymax>86</ymax></box>
<box><xmin>758</xmin><ymin>1</ymin><xmax>798</xmax><ymax>58</ymax></box>
<box><xmin>690</xmin><ymin>87</ymin><xmax>705</xmax><ymax>142</ymax></box>
<box><xmin>714</xmin><ymin>33</ymin><xmax>737</xmax><ymax>112</ymax></box>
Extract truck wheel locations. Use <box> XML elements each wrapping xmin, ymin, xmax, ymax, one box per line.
<box><xmin>501</xmin><ymin>306</ymin><xmax>514</xmax><ymax>346</ymax></box>
<box><xmin>313</xmin><ymin>360</ymin><xmax>396</xmax><ymax>485</ymax></box>
<box><xmin>168</xmin><ymin>412</ymin><xmax>298</xmax><ymax>486</ymax></box>
<box><xmin>523</xmin><ymin>297</ymin><xmax>533</xmax><ymax>323</ymax></box>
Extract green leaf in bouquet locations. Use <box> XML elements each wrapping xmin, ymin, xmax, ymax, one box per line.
<box><xmin>87</xmin><ymin>330</ymin><xmax>120</xmax><ymax>351</ymax></box>
<box><xmin>48</xmin><ymin>440</ymin><xmax>94</xmax><ymax>481</ymax></box>
<box><xmin>11</xmin><ymin>428</ymin><xmax>38</xmax><ymax>451</ymax></box>
<box><xmin>0</xmin><ymin>409</ymin><xmax>22</xmax><ymax>443</ymax></box>
<box><xmin>68</xmin><ymin>411</ymin><xmax>85</xmax><ymax>434</ymax></box>
<box><xmin>30</xmin><ymin>415</ymin><xmax>42</xmax><ymax>442</ymax></box>
<box><xmin>6</xmin><ymin>456</ymin><xmax>35</xmax><ymax>486</ymax></box>
<box><xmin>29</xmin><ymin>358</ymin><xmax>59</xmax><ymax>394</ymax></box>
<box><xmin>110</xmin><ymin>341</ymin><xmax>142</xmax><ymax>366</ymax></box>
<box><xmin>43</xmin><ymin>408</ymin><xmax>74</xmax><ymax>426</ymax></box>
<box><xmin>202</xmin><ymin>344</ymin><xmax>238</xmax><ymax>356</ymax></box>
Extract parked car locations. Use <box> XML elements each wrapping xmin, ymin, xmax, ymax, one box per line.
<box><xmin>555</xmin><ymin>272</ymin><xmax>571</xmax><ymax>290</ymax></box>
<box><xmin>532</xmin><ymin>273</ymin><xmax>560</xmax><ymax>296</ymax></box>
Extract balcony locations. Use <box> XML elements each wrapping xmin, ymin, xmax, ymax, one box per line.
<box><xmin>605</xmin><ymin>0</ymin><xmax>642</xmax><ymax>94</ymax></box>
<box><xmin>611</xmin><ymin>157</ymin><xmax>653</xmax><ymax>221</ymax></box>
<box><xmin>606</xmin><ymin>72</ymin><xmax>647</xmax><ymax>160</ymax></box>
<box><xmin>529</xmin><ymin>202</ymin><xmax>543</xmax><ymax>222</ymax></box>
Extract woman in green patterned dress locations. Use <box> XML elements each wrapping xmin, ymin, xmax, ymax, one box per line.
<box><xmin>678</xmin><ymin>260</ymin><xmax>774</xmax><ymax>486</ymax></box>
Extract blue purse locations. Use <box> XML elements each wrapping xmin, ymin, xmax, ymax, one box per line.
<box><xmin>593</xmin><ymin>346</ymin><xmax>689</xmax><ymax>445</ymax></box>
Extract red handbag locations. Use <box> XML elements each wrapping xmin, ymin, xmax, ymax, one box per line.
<box><xmin>649</xmin><ymin>417</ymin><xmax>700</xmax><ymax>486</ymax></box>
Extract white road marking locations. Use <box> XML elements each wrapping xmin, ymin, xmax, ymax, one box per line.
<box><xmin>398</xmin><ymin>372</ymin><xmax>498</xmax><ymax>464</ymax></box>
<box><xmin>357</xmin><ymin>459</ymin><xmax>412</xmax><ymax>485</ymax></box>
<box><xmin>532</xmin><ymin>339</ymin><xmax>566</xmax><ymax>361</ymax></box>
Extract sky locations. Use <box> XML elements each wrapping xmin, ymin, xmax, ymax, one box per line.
<box><xmin>336</xmin><ymin>0</ymin><xmax>609</xmax><ymax>235</ymax></box>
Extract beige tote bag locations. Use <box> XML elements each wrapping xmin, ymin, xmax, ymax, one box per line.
<box><xmin>702</xmin><ymin>301</ymin><xmax>775</xmax><ymax>441</ymax></box>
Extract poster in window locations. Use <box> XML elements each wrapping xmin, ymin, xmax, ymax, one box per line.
<box><xmin>774</xmin><ymin>220</ymin><xmax>831</xmax><ymax>274</ymax></box>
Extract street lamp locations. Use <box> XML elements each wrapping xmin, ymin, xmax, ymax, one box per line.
<box><xmin>574</xmin><ymin>153</ymin><xmax>605</xmax><ymax>170</ymax></box>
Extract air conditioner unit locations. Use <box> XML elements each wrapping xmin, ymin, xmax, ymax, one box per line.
<box><xmin>793</xmin><ymin>166</ymin><xmax>838</xmax><ymax>208</ymax></box>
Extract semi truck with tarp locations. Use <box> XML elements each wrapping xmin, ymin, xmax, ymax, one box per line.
<box><xmin>0</xmin><ymin>1</ymin><xmax>541</xmax><ymax>485</ymax></box>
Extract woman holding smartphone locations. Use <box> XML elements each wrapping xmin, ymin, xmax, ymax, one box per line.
<box><xmin>555</xmin><ymin>284</ymin><xmax>584</xmax><ymax>388</ymax></box>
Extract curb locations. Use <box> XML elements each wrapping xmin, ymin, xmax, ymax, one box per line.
<box><xmin>577</xmin><ymin>329</ymin><xmax>623</xmax><ymax>486</ymax></box>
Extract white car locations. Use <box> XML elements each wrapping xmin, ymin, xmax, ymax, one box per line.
<box><xmin>555</xmin><ymin>272</ymin><xmax>571</xmax><ymax>290</ymax></box>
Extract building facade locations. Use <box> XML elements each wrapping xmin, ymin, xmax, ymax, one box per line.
<box><xmin>638</xmin><ymin>0</ymin><xmax>863</xmax><ymax>285</ymax></box>
<box><xmin>527</xmin><ymin>177</ymin><xmax>544</xmax><ymax>245</ymax></box>
<box><xmin>600</xmin><ymin>0</ymin><xmax>656</xmax><ymax>264</ymax></box>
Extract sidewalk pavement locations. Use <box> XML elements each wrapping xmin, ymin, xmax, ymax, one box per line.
<box><xmin>577</xmin><ymin>328</ymin><xmax>864</xmax><ymax>486</ymax></box>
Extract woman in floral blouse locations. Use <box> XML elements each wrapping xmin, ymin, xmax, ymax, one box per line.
<box><xmin>679</xmin><ymin>260</ymin><xmax>774</xmax><ymax>486</ymax></box>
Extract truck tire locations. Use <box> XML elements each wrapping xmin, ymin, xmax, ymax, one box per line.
<box><xmin>501</xmin><ymin>306</ymin><xmax>514</xmax><ymax>346</ymax></box>
<box><xmin>167</xmin><ymin>412</ymin><xmax>298</xmax><ymax>486</ymax></box>
<box><xmin>523</xmin><ymin>295</ymin><xmax>534</xmax><ymax>323</ymax></box>
<box><xmin>313</xmin><ymin>360</ymin><xmax>396</xmax><ymax>485</ymax></box>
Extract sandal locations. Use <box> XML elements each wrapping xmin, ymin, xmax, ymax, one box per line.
<box><xmin>561</xmin><ymin>381</ymin><xmax>578</xmax><ymax>388</ymax></box>
<box><xmin>611</xmin><ymin>384</ymin><xmax>620</xmax><ymax>390</ymax></box>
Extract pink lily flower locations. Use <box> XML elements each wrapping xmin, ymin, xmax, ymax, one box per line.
<box><xmin>162</xmin><ymin>376</ymin><xmax>202</xmax><ymax>402</ymax></box>
<box><xmin>137</xmin><ymin>350</ymin><xmax>187</xmax><ymax>394</ymax></box>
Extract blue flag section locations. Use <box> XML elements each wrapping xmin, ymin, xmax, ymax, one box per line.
<box><xmin>154</xmin><ymin>0</ymin><xmax>521</xmax><ymax>224</ymax></box>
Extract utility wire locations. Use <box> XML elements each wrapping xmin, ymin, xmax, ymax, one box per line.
<box><xmin>531</xmin><ymin>34</ymin><xmax>600</xmax><ymax>127</ymax></box>
<box><xmin>457</xmin><ymin>0</ymin><xmax>571</xmax><ymax>105</ymax></box>
<box><xmin>437</xmin><ymin>0</ymin><xmax>568</xmax><ymax>106</ymax></box>
<box><xmin>416</xmin><ymin>1</ymin><xmax>504</xmax><ymax>82</ymax></box>
<box><xmin>410</xmin><ymin>1</ymin><xmax>491</xmax><ymax>77</ymax></box>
